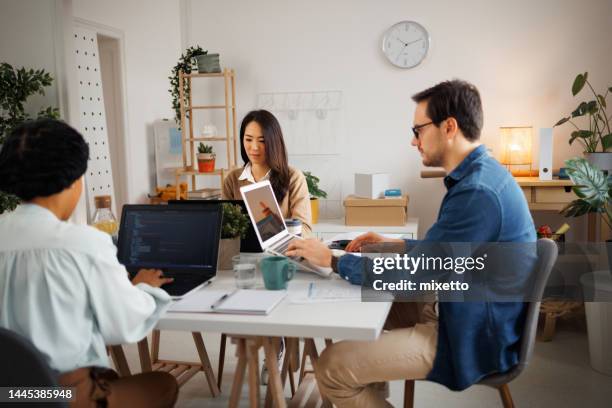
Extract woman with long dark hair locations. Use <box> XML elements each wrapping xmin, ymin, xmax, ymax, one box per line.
<box><xmin>223</xmin><ymin>109</ymin><xmax>312</xmax><ymax>234</ymax></box>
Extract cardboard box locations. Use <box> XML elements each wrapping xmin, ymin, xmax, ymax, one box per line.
<box><xmin>354</xmin><ymin>173</ymin><xmax>390</xmax><ymax>199</ymax></box>
<box><xmin>344</xmin><ymin>195</ymin><xmax>409</xmax><ymax>226</ymax></box>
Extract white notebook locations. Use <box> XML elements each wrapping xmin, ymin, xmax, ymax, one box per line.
<box><xmin>169</xmin><ymin>289</ymin><xmax>286</xmax><ymax>315</ymax></box>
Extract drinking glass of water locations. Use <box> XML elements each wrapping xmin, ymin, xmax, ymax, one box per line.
<box><xmin>232</xmin><ymin>254</ymin><xmax>257</xmax><ymax>289</ymax></box>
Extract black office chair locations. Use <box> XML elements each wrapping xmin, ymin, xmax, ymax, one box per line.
<box><xmin>0</xmin><ymin>327</ymin><xmax>67</xmax><ymax>407</ymax></box>
<box><xmin>404</xmin><ymin>239</ymin><xmax>559</xmax><ymax>408</ymax></box>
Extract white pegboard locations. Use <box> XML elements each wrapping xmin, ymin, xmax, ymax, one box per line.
<box><xmin>73</xmin><ymin>26</ymin><xmax>115</xmax><ymax>217</ymax></box>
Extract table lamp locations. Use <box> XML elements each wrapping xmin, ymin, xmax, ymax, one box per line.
<box><xmin>499</xmin><ymin>126</ymin><xmax>535</xmax><ymax>176</ymax></box>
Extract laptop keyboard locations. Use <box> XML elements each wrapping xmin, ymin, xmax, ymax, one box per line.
<box><xmin>161</xmin><ymin>274</ymin><xmax>210</xmax><ymax>297</ymax></box>
<box><xmin>274</xmin><ymin>238</ymin><xmax>302</xmax><ymax>262</ymax></box>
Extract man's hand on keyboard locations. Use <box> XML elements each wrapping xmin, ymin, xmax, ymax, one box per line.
<box><xmin>286</xmin><ymin>239</ymin><xmax>332</xmax><ymax>268</ymax></box>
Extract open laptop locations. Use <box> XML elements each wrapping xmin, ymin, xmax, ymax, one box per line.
<box><xmin>240</xmin><ymin>181</ymin><xmax>332</xmax><ymax>277</ymax></box>
<box><xmin>117</xmin><ymin>204</ymin><xmax>222</xmax><ymax>298</ymax></box>
<box><xmin>168</xmin><ymin>199</ymin><xmax>262</xmax><ymax>253</ymax></box>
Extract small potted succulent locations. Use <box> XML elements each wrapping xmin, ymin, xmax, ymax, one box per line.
<box><xmin>197</xmin><ymin>143</ymin><xmax>215</xmax><ymax>172</ymax></box>
<box><xmin>218</xmin><ymin>203</ymin><xmax>250</xmax><ymax>269</ymax></box>
<box><xmin>304</xmin><ymin>171</ymin><xmax>327</xmax><ymax>224</ymax></box>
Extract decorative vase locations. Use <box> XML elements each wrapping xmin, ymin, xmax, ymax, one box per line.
<box><xmin>195</xmin><ymin>53</ymin><xmax>221</xmax><ymax>73</ymax></box>
<box><xmin>197</xmin><ymin>153</ymin><xmax>215</xmax><ymax>172</ymax></box>
<box><xmin>584</xmin><ymin>152</ymin><xmax>612</xmax><ymax>173</ymax></box>
<box><xmin>310</xmin><ymin>198</ymin><xmax>319</xmax><ymax>224</ymax></box>
<box><xmin>218</xmin><ymin>237</ymin><xmax>240</xmax><ymax>270</ymax></box>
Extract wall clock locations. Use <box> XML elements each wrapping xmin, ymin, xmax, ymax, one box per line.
<box><xmin>382</xmin><ymin>21</ymin><xmax>430</xmax><ymax>68</ymax></box>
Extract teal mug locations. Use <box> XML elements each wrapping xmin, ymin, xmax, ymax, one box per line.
<box><xmin>260</xmin><ymin>256</ymin><xmax>296</xmax><ymax>290</ymax></box>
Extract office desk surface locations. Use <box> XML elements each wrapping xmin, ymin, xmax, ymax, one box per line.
<box><xmin>157</xmin><ymin>269</ymin><xmax>392</xmax><ymax>341</ymax></box>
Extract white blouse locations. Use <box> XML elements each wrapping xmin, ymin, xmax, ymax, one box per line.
<box><xmin>0</xmin><ymin>204</ymin><xmax>171</xmax><ymax>373</ymax></box>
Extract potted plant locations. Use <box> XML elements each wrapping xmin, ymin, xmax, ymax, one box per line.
<box><xmin>197</xmin><ymin>143</ymin><xmax>216</xmax><ymax>172</ymax></box>
<box><xmin>168</xmin><ymin>45</ymin><xmax>207</xmax><ymax>125</ymax></box>
<box><xmin>218</xmin><ymin>203</ymin><xmax>250</xmax><ymax>269</ymax></box>
<box><xmin>304</xmin><ymin>171</ymin><xmax>327</xmax><ymax>224</ymax></box>
<box><xmin>554</xmin><ymin>72</ymin><xmax>612</xmax><ymax>171</ymax></box>
<box><xmin>560</xmin><ymin>157</ymin><xmax>611</xmax><ymax>270</ymax></box>
<box><xmin>0</xmin><ymin>62</ymin><xmax>60</xmax><ymax>214</ymax></box>
<box><xmin>561</xmin><ymin>158</ymin><xmax>612</xmax><ymax>375</ymax></box>
<box><xmin>195</xmin><ymin>52</ymin><xmax>221</xmax><ymax>74</ymax></box>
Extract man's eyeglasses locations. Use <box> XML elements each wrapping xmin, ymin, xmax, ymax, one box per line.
<box><xmin>412</xmin><ymin>121</ymin><xmax>434</xmax><ymax>139</ymax></box>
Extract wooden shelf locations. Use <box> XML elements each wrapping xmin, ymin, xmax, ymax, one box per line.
<box><xmin>515</xmin><ymin>177</ymin><xmax>574</xmax><ymax>187</ymax></box>
<box><xmin>175</xmin><ymin>68</ymin><xmax>238</xmax><ymax>200</ymax></box>
<box><xmin>184</xmin><ymin>72</ymin><xmax>226</xmax><ymax>78</ymax></box>
<box><xmin>188</xmin><ymin>105</ymin><xmax>234</xmax><ymax>110</ymax></box>
<box><xmin>176</xmin><ymin>168</ymin><xmax>225</xmax><ymax>176</ymax></box>
<box><xmin>187</xmin><ymin>137</ymin><xmax>231</xmax><ymax>142</ymax></box>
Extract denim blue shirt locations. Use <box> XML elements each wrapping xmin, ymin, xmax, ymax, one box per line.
<box><xmin>337</xmin><ymin>145</ymin><xmax>536</xmax><ymax>390</ymax></box>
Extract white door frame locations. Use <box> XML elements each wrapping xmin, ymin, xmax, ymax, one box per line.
<box><xmin>73</xmin><ymin>17</ymin><xmax>132</xmax><ymax>213</ymax></box>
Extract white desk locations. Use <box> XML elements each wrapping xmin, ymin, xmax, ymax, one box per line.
<box><xmin>156</xmin><ymin>268</ymin><xmax>392</xmax><ymax>407</ymax></box>
<box><xmin>312</xmin><ymin>218</ymin><xmax>419</xmax><ymax>240</ymax></box>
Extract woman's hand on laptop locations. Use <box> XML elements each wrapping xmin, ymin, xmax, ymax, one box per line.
<box><xmin>345</xmin><ymin>232</ymin><xmax>403</xmax><ymax>252</ymax></box>
<box><xmin>286</xmin><ymin>239</ymin><xmax>332</xmax><ymax>267</ymax></box>
<box><xmin>132</xmin><ymin>269</ymin><xmax>174</xmax><ymax>288</ymax></box>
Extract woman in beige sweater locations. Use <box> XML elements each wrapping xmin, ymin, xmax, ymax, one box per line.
<box><xmin>222</xmin><ymin>109</ymin><xmax>312</xmax><ymax>235</ymax></box>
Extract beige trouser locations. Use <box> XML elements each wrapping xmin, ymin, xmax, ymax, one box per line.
<box><xmin>315</xmin><ymin>302</ymin><xmax>438</xmax><ymax>408</ymax></box>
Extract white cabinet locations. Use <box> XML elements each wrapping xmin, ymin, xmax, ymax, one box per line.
<box><xmin>312</xmin><ymin>218</ymin><xmax>419</xmax><ymax>241</ymax></box>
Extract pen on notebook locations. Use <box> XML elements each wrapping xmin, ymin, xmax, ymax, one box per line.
<box><xmin>210</xmin><ymin>290</ymin><xmax>237</xmax><ymax>310</ymax></box>
<box><xmin>308</xmin><ymin>282</ymin><xmax>314</xmax><ymax>298</ymax></box>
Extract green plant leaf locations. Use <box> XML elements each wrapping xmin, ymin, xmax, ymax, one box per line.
<box><xmin>570</xmin><ymin>130</ymin><xmax>593</xmax><ymax>141</ymax></box>
<box><xmin>571</xmin><ymin>102</ymin><xmax>587</xmax><ymax>117</ymax></box>
<box><xmin>221</xmin><ymin>203</ymin><xmax>249</xmax><ymax>239</ymax></box>
<box><xmin>564</xmin><ymin>157</ymin><xmax>610</xmax><ymax>209</ymax></box>
<box><xmin>303</xmin><ymin>171</ymin><xmax>327</xmax><ymax>199</ymax></box>
<box><xmin>572</xmin><ymin>73</ymin><xmax>587</xmax><ymax>96</ymax></box>
<box><xmin>598</xmin><ymin>94</ymin><xmax>607</xmax><ymax>109</ymax></box>
<box><xmin>602</xmin><ymin>133</ymin><xmax>612</xmax><ymax>151</ymax></box>
<box><xmin>554</xmin><ymin>117</ymin><xmax>570</xmax><ymax>127</ymax></box>
<box><xmin>560</xmin><ymin>199</ymin><xmax>594</xmax><ymax>218</ymax></box>
<box><xmin>586</xmin><ymin>100</ymin><xmax>599</xmax><ymax>114</ymax></box>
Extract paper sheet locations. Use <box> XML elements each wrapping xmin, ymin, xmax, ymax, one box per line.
<box><xmin>168</xmin><ymin>289</ymin><xmax>227</xmax><ymax>312</ymax></box>
<box><xmin>289</xmin><ymin>279</ymin><xmax>362</xmax><ymax>304</ymax></box>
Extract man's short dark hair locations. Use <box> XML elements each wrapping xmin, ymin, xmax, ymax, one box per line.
<box><xmin>0</xmin><ymin>119</ymin><xmax>89</xmax><ymax>201</ymax></box>
<box><xmin>412</xmin><ymin>79</ymin><xmax>483</xmax><ymax>141</ymax></box>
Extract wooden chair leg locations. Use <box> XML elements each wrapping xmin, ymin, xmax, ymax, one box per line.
<box><xmin>108</xmin><ymin>345</ymin><xmax>131</xmax><ymax>377</ymax></box>
<box><xmin>151</xmin><ymin>329</ymin><xmax>160</xmax><ymax>361</ymax></box>
<box><xmin>137</xmin><ymin>337</ymin><xmax>152</xmax><ymax>372</ymax></box>
<box><xmin>498</xmin><ymin>384</ymin><xmax>515</xmax><ymax>408</ymax></box>
<box><xmin>403</xmin><ymin>379</ymin><xmax>415</xmax><ymax>408</ymax></box>
<box><xmin>541</xmin><ymin>313</ymin><xmax>556</xmax><ymax>342</ymax></box>
<box><xmin>218</xmin><ymin>333</ymin><xmax>227</xmax><ymax>389</ymax></box>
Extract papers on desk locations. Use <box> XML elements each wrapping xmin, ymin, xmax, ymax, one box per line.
<box><xmin>326</xmin><ymin>232</ymin><xmax>406</xmax><ymax>243</ymax></box>
<box><xmin>289</xmin><ymin>278</ymin><xmax>362</xmax><ymax>304</ymax></box>
<box><xmin>169</xmin><ymin>289</ymin><xmax>286</xmax><ymax>315</ymax></box>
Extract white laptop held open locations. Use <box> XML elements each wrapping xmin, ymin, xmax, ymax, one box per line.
<box><xmin>240</xmin><ymin>180</ymin><xmax>332</xmax><ymax>277</ymax></box>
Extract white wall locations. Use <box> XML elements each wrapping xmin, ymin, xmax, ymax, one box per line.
<box><xmin>186</xmin><ymin>0</ymin><xmax>612</xmax><ymax>237</ymax></box>
<box><xmin>72</xmin><ymin>0</ymin><xmax>182</xmax><ymax>203</ymax></box>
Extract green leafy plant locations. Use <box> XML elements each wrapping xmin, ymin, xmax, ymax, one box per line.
<box><xmin>560</xmin><ymin>157</ymin><xmax>611</xmax><ymax>230</ymax></box>
<box><xmin>303</xmin><ymin>171</ymin><xmax>327</xmax><ymax>199</ymax></box>
<box><xmin>197</xmin><ymin>143</ymin><xmax>213</xmax><ymax>154</ymax></box>
<box><xmin>168</xmin><ymin>46</ymin><xmax>207</xmax><ymax>126</ymax></box>
<box><xmin>554</xmin><ymin>72</ymin><xmax>612</xmax><ymax>153</ymax></box>
<box><xmin>0</xmin><ymin>62</ymin><xmax>60</xmax><ymax>214</ymax></box>
<box><xmin>221</xmin><ymin>203</ymin><xmax>249</xmax><ymax>239</ymax></box>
